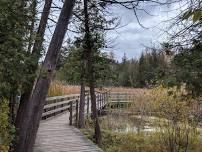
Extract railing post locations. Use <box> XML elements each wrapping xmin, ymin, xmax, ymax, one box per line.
<box><xmin>87</xmin><ymin>94</ymin><xmax>89</xmax><ymax>118</ymax></box>
<box><xmin>102</xmin><ymin>93</ymin><xmax>104</xmax><ymax>107</ymax></box>
<box><xmin>100</xmin><ymin>93</ymin><xmax>102</xmax><ymax>114</ymax></box>
<box><xmin>96</xmin><ymin>94</ymin><xmax>98</xmax><ymax>110</ymax></box>
<box><xmin>101</xmin><ymin>93</ymin><xmax>104</xmax><ymax>108</ymax></box>
<box><xmin>100</xmin><ymin>93</ymin><xmax>102</xmax><ymax>108</ymax></box>
<box><xmin>126</xmin><ymin>92</ymin><xmax>128</xmax><ymax>102</ymax></box>
<box><xmin>105</xmin><ymin>92</ymin><xmax>107</xmax><ymax>104</ymax></box>
<box><xmin>106</xmin><ymin>92</ymin><xmax>107</xmax><ymax>103</ymax></box>
<box><xmin>69</xmin><ymin>101</ymin><xmax>73</xmax><ymax>125</ymax></box>
<box><xmin>101</xmin><ymin>93</ymin><xmax>103</xmax><ymax>108</ymax></box>
<box><xmin>75</xmin><ymin>99</ymin><xmax>79</xmax><ymax>127</ymax></box>
<box><xmin>99</xmin><ymin>93</ymin><xmax>101</xmax><ymax>110</ymax></box>
<box><xmin>117</xmin><ymin>92</ymin><xmax>120</xmax><ymax>108</ymax></box>
<box><xmin>104</xmin><ymin>92</ymin><xmax>106</xmax><ymax>105</ymax></box>
<box><xmin>102</xmin><ymin>93</ymin><xmax>104</xmax><ymax>111</ymax></box>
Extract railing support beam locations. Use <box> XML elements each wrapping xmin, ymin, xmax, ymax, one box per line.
<box><xmin>69</xmin><ymin>101</ymin><xmax>73</xmax><ymax>125</ymax></box>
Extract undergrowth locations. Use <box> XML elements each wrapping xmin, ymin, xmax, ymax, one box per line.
<box><xmin>0</xmin><ymin>99</ymin><xmax>15</xmax><ymax>152</ymax></box>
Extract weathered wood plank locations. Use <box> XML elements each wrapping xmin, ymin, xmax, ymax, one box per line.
<box><xmin>44</xmin><ymin>99</ymin><xmax>75</xmax><ymax>109</ymax></box>
<box><xmin>42</xmin><ymin>106</ymin><xmax>70</xmax><ymax>117</ymax></box>
<box><xmin>34</xmin><ymin>113</ymin><xmax>103</xmax><ymax>152</ymax></box>
<box><xmin>35</xmin><ymin>92</ymin><xmax>109</xmax><ymax>151</ymax></box>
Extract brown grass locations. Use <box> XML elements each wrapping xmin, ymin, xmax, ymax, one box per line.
<box><xmin>107</xmin><ymin>87</ymin><xmax>146</xmax><ymax>94</ymax></box>
<box><xmin>48</xmin><ymin>81</ymin><xmax>147</xmax><ymax>97</ymax></box>
<box><xmin>48</xmin><ymin>81</ymin><xmax>80</xmax><ymax>97</ymax></box>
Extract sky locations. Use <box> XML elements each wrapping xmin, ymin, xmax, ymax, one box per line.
<box><xmin>43</xmin><ymin>0</ymin><xmax>183</xmax><ymax>61</ymax></box>
<box><xmin>105</xmin><ymin>2</ymin><xmax>180</xmax><ymax>61</ymax></box>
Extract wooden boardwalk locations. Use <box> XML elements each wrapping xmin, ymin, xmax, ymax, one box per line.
<box><xmin>33</xmin><ymin>92</ymin><xmax>131</xmax><ymax>152</ymax></box>
<box><xmin>34</xmin><ymin>113</ymin><xmax>103</xmax><ymax>152</ymax></box>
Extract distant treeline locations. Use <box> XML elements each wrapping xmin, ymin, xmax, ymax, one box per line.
<box><xmin>57</xmin><ymin>40</ymin><xmax>202</xmax><ymax>97</ymax></box>
<box><xmin>107</xmin><ymin>49</ymin><xmax>168</xmax><ymax>88</ymax></box>
<box><xmin>57</xmin><ymin>46</ymin><xmax>169</xmax><ymax>88</ymax></box>
<box><xmin>108</xmin><ymin>41</ymin><xmax>202</xmax><ymax>96</ymax></box>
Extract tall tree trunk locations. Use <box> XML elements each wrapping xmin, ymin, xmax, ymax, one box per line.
<box><xmin>89</xmin><ymin>83</ymin><xmax>101</xmax><ymax>144</ymax></box>
<box><xmin>83</xmin><ymin>0</ymin><xmax>101</xmax><ymax>144</ymax></box>
<box><xmin>15</xmin><ymin>0</ymin><xmax>52</xmax><ymax>133</ymax></box>
<box><xmin>13</xmin><ymin>0</ymin><xmax>75</xmax><ymax>151</ymax></box>
<box><xmin>78</xmin><ymin>79</ymin><xmax>85</xmax><ymax>128</ymax></box>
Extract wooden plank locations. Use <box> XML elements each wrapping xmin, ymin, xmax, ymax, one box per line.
<box><xmin>34</xmin><ymin>113</ymin><xmax>103</xmax><ymax>152</ymax></box>
<box><xmin>42</xmin><ymin>106</ymin><xmax>70</xmax><ymax>117</ymax></box>
<box><xmin>46</xmin><ymin>94</ymin><xmax>80</xmax><ymax>101</ymax></box>
<box><xmin>44</xmin><ymin>99</ymin><xmax>76</xmax><ymax>109</ymax></box>
<box><xmin>35</xmin><ymin>92</ymin><xmax>113</xmax><ymax>151</ymax></box>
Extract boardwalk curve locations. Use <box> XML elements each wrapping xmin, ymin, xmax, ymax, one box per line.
<box><xmin>34</xmin><ymin>113</ymin><xmax>102</xmax><ymax>152</ymax></box>
<box><xmin>34</xmin><ymin>92</ymin><xmax>132</xmax><ymax>152</ymax></box>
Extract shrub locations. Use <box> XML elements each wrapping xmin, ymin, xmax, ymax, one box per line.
<box><xmin>0</xmin><ymin>99</ymin><xmax>14</xmax><ymax>152</ymax></box>
<box><xmin>149</xmin><ymin>86</ymin><xmax>201</xmax><ymax>152</ymax></box>
<box><xmin>100</xmin><ymin>131</ymin><xmax>166</xmax><ymax>152</ymax></box>
<box><xmin>82</xmin><ymin>85</ymin><xmax>202</xmax><ymax>152</ymax></box>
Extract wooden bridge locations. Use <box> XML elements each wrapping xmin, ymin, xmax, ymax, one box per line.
<box><xmin>34</xmin><ymin>92</ymin><xmax>134</xmax><ymax>152</ymax></box>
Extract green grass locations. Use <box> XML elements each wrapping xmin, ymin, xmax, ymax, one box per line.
<box><xmin>81</xmin><ymin>115</ymin><xmax>202</xmax><ymax>152</ymax></box>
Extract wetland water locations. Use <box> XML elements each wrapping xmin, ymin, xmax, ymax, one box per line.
<box><xmin>101</xmin><ymin>112</ymin><xmax>161</xmax><ymax>133</ymax></box>
<box><xmin>102</xmin><ymin>112</ymin><xmax>202</xmax><ymax>134</ymax></box>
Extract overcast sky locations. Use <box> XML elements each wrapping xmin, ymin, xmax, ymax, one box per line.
<box><xmin>105</xmin><ymin>2</ymin><xmax>180</xmax><ymax>61</ymax></box>
<box><xmin>44</xmin><ymin>1</ymin><xmax>183</xmax><ymax>61</ymax></box>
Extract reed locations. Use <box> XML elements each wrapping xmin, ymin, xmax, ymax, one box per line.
<box><xmin>48</xmin><ymin>81</ymin><xmax>80</xmax><ymax>97</ymax></box>
<box><xmin>48</xmin><ymin>81</ymin><xmax>147</xmax><ymax>97</ymax></box>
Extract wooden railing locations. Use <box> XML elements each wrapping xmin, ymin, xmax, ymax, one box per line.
<box><xmin>42</xmin><ymin>94</ymin><xmax>80</xmax><ymax>120</ymax></box>
<box><xmin>68</xmin><ymin>91</ymin><xmax>109</xmax><ymax>126</ymax></box>
<box><xmin>42</xmin><ymin>91</ymin><xmax>109</xmax><ymax>126</ymax></box>
<box><xmin>42</xmin><ymin>92</ymin><xmax>136</xmax><ymax>124</ymax></box>
<box><xmin>109</xmin><ymin>92</ymin><xmax>136</xmax><ymax>102</ymax></box>
<box><xmin>107</xmin><ymin>92</ymin><xmax>136</xmax><ymax>109</ymax></box>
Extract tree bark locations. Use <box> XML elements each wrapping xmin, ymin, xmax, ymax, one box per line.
<box><xmin>15</xmin><ymin>0</ymin><xmax>52</xmax><ymax>133</ymax></box>
<box><xmin>78</xmin><ymin>79</ymin><xmax>85</xmax><ymax>128</ymax></box>
<box><xmin>13</xmin><ymin>0</ymin><xmax>75</xmax><ymax>151</ymax></box>
<box><xmin>83</xmin><ymin>0</ymin><xmax>101</xmax><ymax>144</ymax></box>
<box><xmin>89</xmin><ymin>83</ymin><xmax>101</xmax><ymax>144</ymax></box>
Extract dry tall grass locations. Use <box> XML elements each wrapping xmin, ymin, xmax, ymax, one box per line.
<box><xmin>107</xmin><ymin>87</ymin><xmax>147</xmax><ymax>94</ymax></box>
<box><xmin>48</xmin><ymin>81</ymin><xmax>80</xmax><ymax>97</ymax></box>
<box><xmin>48</xmin><ymin>81</ymin><xmax>147</xmax><ymax>97</ymax></box>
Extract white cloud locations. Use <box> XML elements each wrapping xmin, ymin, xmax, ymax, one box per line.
<box><xmin>106</xmin><ymin>2</ymin><xmax>179</xmax><ymax>61</ymax></box>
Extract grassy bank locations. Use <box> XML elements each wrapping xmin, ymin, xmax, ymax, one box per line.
<box><xmin>81</xmin><ymin>117</ymin><xmax>202</xmax><ymax>152</ymax></box>
<box><xmin>81</xmin><ymin>86</ymin><xmax>202</xmax><ymax>152</ymax></box>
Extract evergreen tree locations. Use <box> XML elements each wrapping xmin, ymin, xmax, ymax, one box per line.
<box><xmin>0</xmin><ymin>0</ymin><xmax>33</xmax><ymax>124</ymax></box>
<box><xmin>163</xmin><ymin>40</ymin><xmax>202</xmax><ymax>97</ymax></box>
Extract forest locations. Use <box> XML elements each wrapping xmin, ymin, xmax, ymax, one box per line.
<box><xmin>0</xmin><ymin>0</ymin><xmax>202</xmax><ymax>152</ymax></box>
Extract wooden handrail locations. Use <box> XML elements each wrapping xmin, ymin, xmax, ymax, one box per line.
<box><xmin>42</xmin><ymin>91</ymin><xmax>137</xmax><ymax>121</ymax></box>
<box><xmin>42</xmin><ymin>106</ymin><xmax>70</xmax><ymax>118</ymax></box>
<box><xmin>42</xmin><ymin>91</ymin><xmax>109</xmax><ymax>121</ymax></box>
<box><xmin>44</xmin><ymin>99</ymin><xmax>76</xmax><ymax>109</ymax></box>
